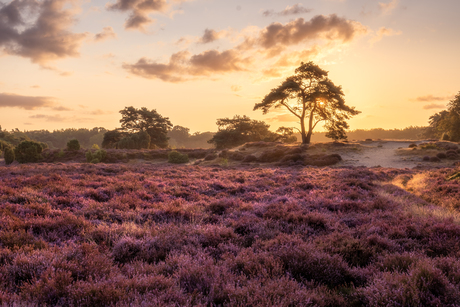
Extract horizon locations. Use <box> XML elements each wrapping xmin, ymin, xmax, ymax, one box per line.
<box><xmin>1</xmin><ymin>0</ymin><xmax>459</xmax><ymax>132</ymax></box>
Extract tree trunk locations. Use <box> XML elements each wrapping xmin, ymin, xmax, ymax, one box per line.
<box><xmin>305</xmin><ymin>130</ymin><xmax>312</xmax><ymax>144</ymax></box>
<box><xmin>300</xmin><ymin>117</ymin><xmax>308</xmax><ymax>144</ymax></box>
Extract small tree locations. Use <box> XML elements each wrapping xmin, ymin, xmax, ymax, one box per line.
<box><xmin>168</xmin><ymin>151</ymin><xmax>189</xmax><ymax>164</ymax></box>
<box><xmin>102</xmin><ymin>130</ymin><xmax>124</xmax><ymax>149</ymax></box>
<box><xmin>14</xmin><ymin>140</ymin><xmax>44</xmax><ymax>163</ymax></box>
<box><xmin>4</xmin><ymin>146</ymin><xmax>15</xmax><ymax>165</ymax></box>
<box><xmin>66</xmin><ymin>139</ymin><xmax>80</xmax><ymax>151</ymax></box>
<box><xmin>254</xmin><ymin>62</ymin><xmax>360</xmax><ymax>144</ymax></box>
<box><xmin>208</xmin><ymin>115</ymin><xmax>278</xmax><ymax>149</ymax></box>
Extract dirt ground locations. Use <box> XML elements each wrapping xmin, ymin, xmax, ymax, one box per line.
<box><xmin>335</xmin><ymin>140</ymin><xmax>458</xmax><ymax>169</ymax></box>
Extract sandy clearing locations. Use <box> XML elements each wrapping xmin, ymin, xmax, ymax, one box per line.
<box><xmin>337</xmin><ymin>140</ymin><xmax>425</xmax><ymax>169</ymax></box>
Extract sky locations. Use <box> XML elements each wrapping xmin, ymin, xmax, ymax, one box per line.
<box><xmin>0</xmin><ymin>0</ymin><xmax>459</xmax><ymax>133</ymax></box>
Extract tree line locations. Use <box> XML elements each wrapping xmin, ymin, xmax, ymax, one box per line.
<box><xmin>2</xmin><ymin>62</ymin><xmax>459</xmax><ymax>160</ymax></box>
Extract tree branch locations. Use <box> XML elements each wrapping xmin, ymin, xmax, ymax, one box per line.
<box><xmin>281</xmin><ymin>101</ymin><xmax>301</xmax><ymax>119</ymax></box>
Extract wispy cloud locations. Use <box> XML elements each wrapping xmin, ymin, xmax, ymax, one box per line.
<box><xmin>423</xmin><ymin>104</ymin><xmax>446</xmax><ymax>110</ymax></box>
<box><xmin>413</xmin><ymin>95</ymin><xmax>453</xmax><ymax>102</ymax></box>
<box><xmin>94</xmin><ymin>27</ymin><xmax>117</xmax><ymax>42</ymax></box>
<box><xmin>370</xmin><ymin>27</ymin><xmax>402</xmax><ymax>44</ymax></box>
<box><xmin>262</xmin><ymin>4</ymin><xmax>312</xmax><ymax>17</ymax></box>
<box><xmin>106</xmin><ymin>0</ymin><xmax>195</xmax><ymax>31</ymax></box>
<box><xmin>29</xmin><ymin>114</ymin><xmax>67</xmax><ymax>122</ymax></box>
<box><xmin>379</xmin><ymin>0</ymin><xmax>398</xmax><ymax>15</ymax></box>
<box><xmin>199</xmin><ymin>28</ymin><xmax>227</xmax><ymax>44</ymax></box>
<box><xmin>0</xmin><ymin>93</ymin><xmax>55</xmax><ymax>110</ymax></box>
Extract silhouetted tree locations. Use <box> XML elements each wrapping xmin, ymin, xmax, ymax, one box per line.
<box><xmin>208</xmin><ymin>115</ymin><xmax>278</xmax><ymax>149</ymax></box>
<box><xmin>102</xmin><ymin>130</ymin><xmax>124</xmax><ymax>149</ymax></box>
<box><xmin>119</xmin><ymin>106</ymin><xmax>172</xmax><ymax>148</ymax></box>
<box><xmin>425</xmin><ymin>92</ymin><xmax>460</xmax><ymax>141</ymax></box>
<box><xmin>276</xmin><ymin>127</ymin><xmax>297</xmax><ymax>143</ymax></box>
<box><xmin>168</xmin><ymin>126</ymin><xmax>190</xmax><ymax>147</ymax></box>
<box><xmin>254</xmin><ymin>62</ymin><xmax>360</xmax><ymax>144</ymax></box>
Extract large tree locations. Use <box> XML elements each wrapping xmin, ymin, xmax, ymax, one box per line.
<box><xmin>254</xmin><ymin>62</ymin><xmax>360</xmax><ymax>144</ymax></box>
<box><xmin>208</xmin><ymin>115</ymin><xmax>278</xmax><ymax>149</ymax></box>
<box><xmin>118</xmin><ymin>106</ymin><xmax>173</xmax><ymax>148</ymax></box>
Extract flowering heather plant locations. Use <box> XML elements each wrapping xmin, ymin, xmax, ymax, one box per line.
<box><xmin>0</xmin><ymin>163</ymin><xmax>460</xmax><ymax>305</ymax></box>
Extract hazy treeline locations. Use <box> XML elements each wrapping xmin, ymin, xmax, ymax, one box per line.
<box><xmin>0</xmin><ymin>125</ymin><xmax>433</xmax><ymax>153</ymax></box>
<box><xmin>309</xmin><ymin>126</ymin><xmax>427</xmax><ymax>142</ymax></box>
<box><xmin>23</xmin><ymin>128</ymin><xmax>108</xmax><ymax>149</ymax></box>
<box><xmin>167</xmin><ymin>126</ymin><xmax>214</xmax><ymax>149</ymax></box>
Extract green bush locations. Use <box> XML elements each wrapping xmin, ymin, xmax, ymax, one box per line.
<box><xmin>168</xmin><ymin>151</ymin><xmax>189</xmax><ymax>164</ymax></box>
<box><xmin>86</xmin><ymin>149</ymin><xmax>107</xmax><ymax>163</ymax></box>
<box><xmin>14</xmin><ymin>141</ymin><xmax>44</xmax><ymax>163</ymax></box>
<box><xmin>4</xmin><ymin>146</ymin><xmax>15</xmax><ymax>165</ymax></box>
<box><xmin>66</xmin><ymin>139</ymin><xmax>80</xmax><ymax>151</ymax></box>
<box><xmin>57</xmin><ymin>150</ymin><xmax>65</xmax><ymax>158</ymax></box>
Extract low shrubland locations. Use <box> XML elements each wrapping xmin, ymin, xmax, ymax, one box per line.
<box><xmin>0</xmin><ymin>163</ymin><xmax>459</xmax><ymax>305</ymax></box>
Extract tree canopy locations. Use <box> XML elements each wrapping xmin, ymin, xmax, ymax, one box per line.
<box><xmin>207</xmin><ymin>115</ymin><xmax>278</xmax><ymax>149</ymax></box>
<box><xmin>254</xmin><ymin>62</ymin><xmax>360</xmax><ymax>144</ymax></box>
<box><xmin>103</xmin><ymin>107</ymin><xmax>173</xmax><ymax>149</ymax></box>
<box><xmin>425</xmin><ymin>92</ymin><xmax>460</xmax><ymax>141</ymax></box>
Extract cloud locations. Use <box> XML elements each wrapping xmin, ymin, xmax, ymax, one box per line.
<box><xmin>231</xmin><ymin>85</ymin><xmax>241</xmax><ymax>92</ymax></box>
<box><xmin>370</xmin><ymin>27</ymin><xmax>402</xmax><ymax>44</ymax></box>
<box><xmin>262</xmin><ymin>4</ymin><xmax>312</xmax><ymax>17</ymax></box>
<box><xmin>423</xmin><ymin>104</ymin><xmax>446</xmax><ymax>110</ymax></box>
<box><xmin>124</xmin><ymin>49</ymin><xmax>250</xmax><ymax>82</ymax></box>
<box><xmin>52</xmin><ymin>105</ymin><xmax>72</xmax><ymax>111</ymax></box>
<box><xmin>106</xmin><ymin>0</ymin><xmax>189</xmax><ymax>31</ymax></box>
<box><xmin>124</xmin><ymin>15</ymin><xmax>366</xmax><ymax>82</ymax></box>
<box><xmin>29</xmin><ymin>114</ymin><xmax>67</xmax><ymax>122</ymax></box>
<box><xmin>413</xmin><ymin>95</ymin><xmax>453</xmax><ymax>102</ymax></box>
<box><xmin>379</xmin><ymin>0</ymin><xmax>398</xmax><ymax>15</ymax></box>
<box><xmin>0</xmin><ymin>0</ymin><xmax>87</xmax><ymax>66</ymax></box>
<box><xmin>0</xmin><ymin>93</ymin><xmax>55</xmax><ymax>109</ymax></box>
<box><xmin>88</xmin><ymin>109</ymin><xmax>113</xmax><ymax>115</ymax></box>
<box><xmin>241</xmin><ymin>15</ymin><xmax>367</xmax><ymax>52</ymax></box>
<box><xmin>199</xmin><ymin>28</ymin><xmax>226</xmax><ymax>44</ymax></box>
<box><xmin>94</xmin><ymin>26</ymin><xmax>117</xmax><ymax>42</ymax></box>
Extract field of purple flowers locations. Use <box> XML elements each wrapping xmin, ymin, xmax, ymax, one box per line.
<box><xmin>1</xmin><ymin>163</ymin><xmax>460</xmax><ymax>306</ymax></box>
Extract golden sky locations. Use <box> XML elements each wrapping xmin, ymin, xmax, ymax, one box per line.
<box><xmin>1</xmin><ymin>0</ymin><xmax>459</xmax><ymax>133</ymax></box>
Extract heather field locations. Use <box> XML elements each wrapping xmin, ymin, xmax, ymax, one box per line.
<box><xmin>1</xmin><ymin>163</ymin><xmax>460</xmax><ymax>306</ymax></box>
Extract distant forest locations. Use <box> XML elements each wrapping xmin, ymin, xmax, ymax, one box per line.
<box><xmin>1</xmin><ymin>125</ymin><xmax>428</xmax><ymax>150</ymax></box>
<box><xmin>309</xmin><ymin>126</ymin><xmax>427</xmax><ymax>143</ymax></box>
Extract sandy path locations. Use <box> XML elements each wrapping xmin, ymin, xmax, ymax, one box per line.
<box><xmin>338</xmin><ymin>141</ymin><xmax>422</xmax><ymax>169</ymax></box>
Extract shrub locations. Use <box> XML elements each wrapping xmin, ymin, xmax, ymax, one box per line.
<box><xmin>92</xmin><ymin>144</ymin><xmax>100</xmax><ymax>150</ymax></box>
<box><xmin>86</xmin><ymin>149</ymin><xmax>107</xmax><ymax>163</ymax></box>
<box><xmin>258</xmin><ymin>148</ymin><xmax>287</xmax><ymax>162</ymax></box>
<box><xmin>423</xmin><ymin>156</ymin><xmax>430</xmax><ymax>161</ymax></box>
<box><xmin>4</xmin><ymin>146</ymin><xmax>15</xmax><ymax>165</ymax></box>
<box><xmin>436</xmin><ymin>152</ymin><xmax>447</xmax><ymax>159</ymax></box>
<box><xmin>168</xmin><ymin>151</ymin><xmax>189</xmax><ymax>164</ymax></box>
<box><xmin>57</xmin><ymin>149</ymin><xmax>65</xmax><ymax>158</ymax></box>
<box><xmin>242</xmin><ymin>155</ymin><xmax>257</xmax><ymax>163</ymax></box>
<box><xmin>14</xmin><ymin>140</ymin><xmax>44</xmax><ymax>163</ymax></box>
<box><xmin>409</xmin><ymin>143</ymin><xmax>417</xmax><ymax>148</ymax></box>
<box><xmin>67</xmin><ymin>139</ymin><xmax>80</xmax><ymax>151</ymax></box>
<box><xmin>430</xmin><ymin>156</ymin><xmax>441</xmax><ymax>162</ymax></box>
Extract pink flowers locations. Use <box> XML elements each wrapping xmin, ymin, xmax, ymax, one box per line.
<box><xmin>0</xmin><ymin>163</ymin><xmax>459</xmax><ymax>305</ymax></box>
